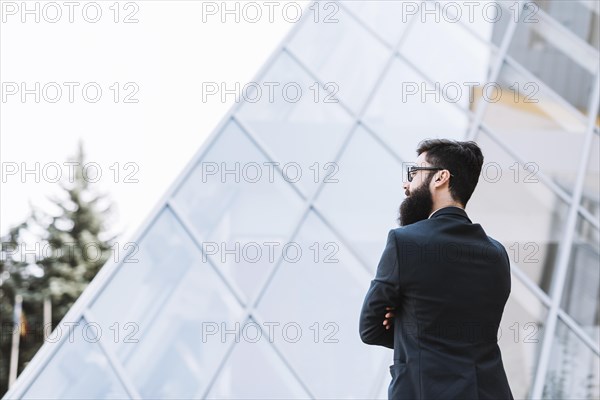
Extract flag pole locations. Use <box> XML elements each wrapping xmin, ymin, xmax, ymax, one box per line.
<box><xmin>8</xmin><ymin>293</ymin><xmax>23</xmax><ymax>388</ymax></box>
<box><xmin>43</xmin><ymin>294</ymin><xmax>52</xmax><ymax>340</ymax></box>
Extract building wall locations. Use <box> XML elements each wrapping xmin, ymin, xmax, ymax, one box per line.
<box><xmin>4</xmin><ymin>1</ymin><xmax>599</xmax><ymax>399</ymax></box>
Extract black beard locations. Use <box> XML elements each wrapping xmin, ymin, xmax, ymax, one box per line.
<box><xmin>398</xmin><ymin>174</ymin><xmax>434</xmax><ymax>226</ymax></box>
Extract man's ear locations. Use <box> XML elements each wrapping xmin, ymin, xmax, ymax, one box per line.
<box><xmin>434</xmin><ymin>171</ymin><xmax>448</xmax><ymax>185</ymax></box>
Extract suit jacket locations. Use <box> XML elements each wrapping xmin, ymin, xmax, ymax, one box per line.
<box><xmin>359</xmin><ymin>206</ymin><xmax>514</xmax><ymax>400</ymax></box>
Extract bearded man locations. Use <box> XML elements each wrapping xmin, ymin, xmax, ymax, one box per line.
<box><xmin>359</xmin><ymin>139</ymin><xmax>514</xmax><ymax>400</ymax></box>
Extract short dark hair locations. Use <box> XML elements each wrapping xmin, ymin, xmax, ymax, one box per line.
<box><xmin>416</xmin><ymin>139</ymin><xmax>484</xmax><ymax>206</ymax></box>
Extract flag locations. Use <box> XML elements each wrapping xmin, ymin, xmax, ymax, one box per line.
<box><xmin>20</xmin><ymin>310</ymin><xmax>27</xmax><ymax>337</ymax></box>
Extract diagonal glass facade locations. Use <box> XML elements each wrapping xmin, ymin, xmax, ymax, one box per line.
<box><xmin>4</xmin><ymin>1</ymin><xmax>599</xmax><ymax>399</ymax></box>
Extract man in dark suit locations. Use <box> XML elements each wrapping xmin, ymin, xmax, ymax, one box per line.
<box><xmin>359</xmin><ymin>139</ymin><xmax>514</xmax><ymax>399</ymax></box>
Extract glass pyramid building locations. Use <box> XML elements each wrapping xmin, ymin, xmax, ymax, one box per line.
<box><xmin>5</xmin><ymin>1</ymin><xmax>599</xmax><ymax>399</ymax></box>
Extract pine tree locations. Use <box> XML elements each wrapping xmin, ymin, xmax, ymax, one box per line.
<box><xmin>34</xmin><ymin>140</ymin><xmax>116</xmax><ymax>326</ymax></box>
<box><xmin>0</xmin><ymin>141</ymin><xmax>116</xmax><ymax>396</ymax></box>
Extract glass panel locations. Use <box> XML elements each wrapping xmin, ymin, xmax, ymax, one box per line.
<box><xmin>287</xmin><ymin>3</ymin><xmax>391</xmax><ymax>114</ymax></box>
<box><xmin>499</xmin><ymin>275</ymin><xmax>548</xmax><ymax>399</ymax></box>
<box><xmin>313</xmin><ymin>125</ymin><xmax>405</xmax><ymax>269</ymax></box>
<box><xmin>255</xmin><ymin>210</ymin><xmax>388</xmax><ymax>399</ymax></box>
<box><xmin>560</xmin><ymin>215</ymin><xmax>600</xmax><ymax>331</ymax></box>
<box><xmin>119</xmin><ymin>255</ymin><xmax>246</xmax><ymax>399</ymax></box>
<box><xmin>536</xmin><ymin>0</ymin><xmax>600</xmax><ymax>51</ymax></box>
<box><xmin>398</xmin><ymin>2</ymin><xmax>497</xmax><ymax>111</ymax></box>
<box><xmin>171</xmin><ymin>120</ymin><xmax>306</xmax><ymax>303</ymax></box>
<box><xmin>91</xmin><ymin>207</ymin><xmax>195</xmax><ymax>358</ymax></box>
<box><xmin>506</xmin><ymin>6</ymin><xmax>598</xmax><ymax>115</ymax></box>
<box><xmin>206</xmin><ymin>317</ymin><xmax>310</xmax><ymax>399</ymax></box>
<box><xmin>363</xmin><ymin>57</ymin><xmax>469</xmax><ymax>163</ymax></box>
<box><xmin>373</xmin><ymin>361</ymin><xmax>392</xmax><ymax>400</ymax></box>
<box><xmin>479</xmin><ymin>60</ymin><xmax>587</xmax><ymax>195</ymax></box>
<box><xmin>340</xmin><ymin>0</ymin><xmax>413</xmax><ymax>47</ymax></box>
<box><xmin>542</xmin><ymin>318</ymin><xmax>600</xmax><ymax>399</ymax></box>
<box><xmin>23</xmin><ymin>318</ymin><xmax>128</xmax><ymax>399</ymax></box>
<box><xmin>581</xmin><ymin>132</ymin><xmax>600</xmax><ymax>208</ymax></box>
<box><xmin>91</xmin><ymin>208</ymin><xmax>246</xmax><ymax>398</ymax></box>
<box><xmin>470</xmin><ymin>131</ymin><xmax>570</xmax><ymax>296</ymax></box>
<box><xmin>459</xmin><ymin>1</ymin><xmax>515</xmax><ymax>47</ymax></box>
<box><xmin>235</xmin><ymin>51</ymin><xmax>354</xmax><ymax>199</ymax></box>
<box><xmin>376</xmin><ymin>376</ymin><xmax>389</xmax><ymax>400</ymax></box>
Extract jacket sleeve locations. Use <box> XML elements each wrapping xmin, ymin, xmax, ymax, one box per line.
<box><xmin>359</xmin><ymin>229</ymin><xmax>402</xmax><ymax>349</ymax></box>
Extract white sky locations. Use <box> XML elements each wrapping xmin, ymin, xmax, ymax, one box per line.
<box><xmin>1</xmin><ymin>1</ymin><xmax>306</xmax><ymax>241</ymax></box>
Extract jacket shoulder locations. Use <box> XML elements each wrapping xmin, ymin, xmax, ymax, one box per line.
<box><xmin>390</xmin><ymin>219</ymin><xmax>437</xmax><ymax>241</ymax></box>
<box><xmin>487</xmin><ymin>235</ymin><xmax>507</xmax><ymax>252</ymax></box>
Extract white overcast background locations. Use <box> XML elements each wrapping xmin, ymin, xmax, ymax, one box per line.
<box><xmin>1</xmin><ymin>0</ymin><xmax>307</xmax><ymax>241</ymax></box>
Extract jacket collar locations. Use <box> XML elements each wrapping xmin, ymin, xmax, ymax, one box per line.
<box><xmin>429</xmin><ymin>206</ymin><xmax>471</xmax><ymax>222</ymax></box>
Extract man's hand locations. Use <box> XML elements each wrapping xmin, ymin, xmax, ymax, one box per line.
<box><xmin>383</xmin><ymin>306</ymin><xmax>395</xmax><ymax>330</ymax></box>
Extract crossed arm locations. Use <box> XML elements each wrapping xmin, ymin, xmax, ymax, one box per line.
<box><xmin>359</xmin><ymin>229</ymin><xmax>402</xmax><ymax>349</ymax></box>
